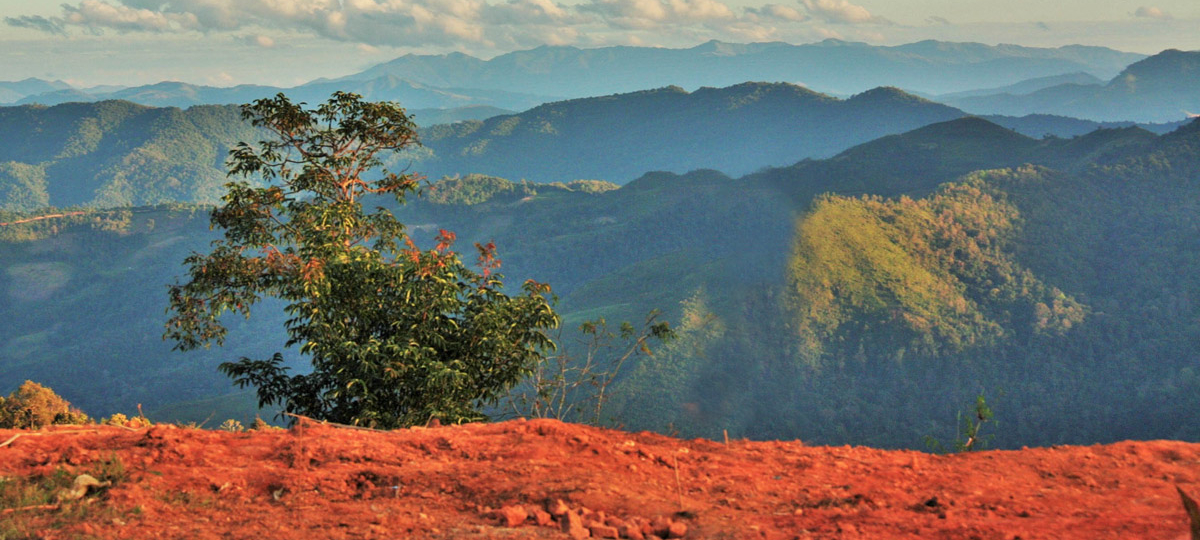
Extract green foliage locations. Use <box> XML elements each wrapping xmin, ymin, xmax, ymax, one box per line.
<box><xmin>425</xmin><ymin>174</ymin><xmax>536</xmax><ymax>206</ymax></box>
<box><xmin>0</xmin><ymin>380</ymin><xmax>89</xmax><ymax>429</ymax></box>
<box><xmin>219</xmin><ymin>419</ymin><xmax>244</xmax><ymax>432</ymax></box>
<box><xmin>0</xmin><ymin>162</ymin><xmax>49</xmax><ymax>213</ymax></box>
<box><xmin>165</xmin><ymin>93</ymin><xmax>559</xmax><ymax>428</ymax></box>
<box><xmin>789</xmin><ymin>176</ymin><xmax>1085</xmax><ymax>360</ymax></box>
<box><xmin>0</xmin><ymin>101</ymin><xmax>260</xmax><ymax>209</ymax></box>
<box><xmin>925</xmin><ymin>393</ymin><xmax>996</xmax><ymax>453</ymax></box>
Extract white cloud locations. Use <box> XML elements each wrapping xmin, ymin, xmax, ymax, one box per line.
<box><xmin>746</xmin><ymin>4</ymin><xmax>806</xmax><ymax>22</ymax></box>
<box><xmin>801</xmin><ymin>0</ymin><xmax>888</xmax><ymax>25</ymax></box>
<box><xmin>244</xmin><ymin>34</ymin><xmax>276</xmax><ymax>47</ymax></box>
<box><xmin>581</xmin><ymin>0</ymin><xmax>736</xmax><ymax>29</ymax></box>
<box><xmin>10</xmin><ymin>0</ymin><xmax>896</xmax><ymax>50</ymax></box>
<box><xmin>63</xmin><ymin>0</ymin><xmax>199</xmax><ymax>33</ymax></box>
<box><xmin>1133</xmin><ymin>6</ymin><xmax>1172</xmax><ymax>20</ymax></box>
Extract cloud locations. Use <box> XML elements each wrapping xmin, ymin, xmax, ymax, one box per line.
<box><xmin>62</xmin><ymin>0</ymin><xmax>200</xmax><ymax>33</ymax></box>
<box><xmin>1133</xmin><ymin>6</ymin><xmax>1172</xmax><ymax>20</ymax></box>
<box><xmin>801</xmin><ymin>0</ymin><xmax>888</xmax><ymax>25</ymax></box>
<box><xmin>581</xmin><ymin>0</ymin><xmax>736</xmax><ymax>29</ymax></box>
<box><xmin>5</xmin><ymin>15</ymin><xmax>69</xmax><ymax>36</ymax></box>
<box><xmin>8</xmin><ymin>0</ymin><xmax>886</xmax><ymax>52</ymax></box>
<box><xmin>745</xmin><ymin>4</ymin><xmax>806</xmax><ymax>22</ymax></box>
<box><xmin>925</xmin><ymin>16</ymin><xmax>950</xmax><ymax>26</ymax></box>
<box><xmin>244</xmin><ymin>34</ymin><xmax>276</xmax><ymax>48</ymax></box>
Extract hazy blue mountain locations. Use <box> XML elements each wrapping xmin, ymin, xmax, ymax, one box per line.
<box><xmin>415</xmin><ymin>83</ymin><xmax>966</xmax><ymax>183</ymax></box>
<box><xmin>0</xmin><ymin>78</ymin><xmax>71</xmax><ymax>103</ymax></box>
<box><xmin>341</xmin><ymin>39</ymin><xmax>1142</xmax><ymax>97</ymax></box>
<box><xmin>947</xmin><ymin>49</ymin><xmax>1200</xmax><ymax>122</ymax></box>
<box><xmin>984</xmin><ymin>114</ymin><xmax>1186</xmax><ymax>138</ymax></box>
<box><xmin>5</xmin><ymin>88</ymin><xmax>1184</xmax><ymax>213</ymax></box>
<box><xmin>933</xmin><ymin>72</ymin><xmax>1103</xmax><ymax>100</ymax></box>
<box><xmin>407</xmin><ymin>105</ymin><xmax>514</xmax><ymax>126</ymax></box>
<box><xmin>17</xmin><ymin>75</ymin><xmax>555</xmax><ymax>111</ymax></box>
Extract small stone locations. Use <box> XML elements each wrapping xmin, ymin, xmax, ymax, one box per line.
<box><xmin>649</xmin><ymin>516</ymin><xmax>672</xmax><ymax>537</ymax></box>
<box><xmin>533</xmin><ymin>509</ymin><xmax>553</xmax><ymax>526</ymax></box>
<box><xmin>494</xmin><ymin>505</ymin><xmax>527</xmax><ymax>527</ymax></box>
<box><xmin>563</xmin><ymin>510</ymin><xmax>590</xmax><ymax>539</ymax></box>
<box><xmin>666</xmin><ymin>521</ymin><xmax>688</xmax><ymax>539</ymax></box>
<box><xmin>605</xmin><ymin>516</ymin><xmax>626</xmax><ymax>528</ymax></box>
<box><xmin>590</xmin><ymin>524</ymin><xmax>620</xmax><ymax>539</ymax></box>
<box><xmin>619</xmin><ymin>523</ymin><xmax>646</xmax><ymax>540</ymax></box>
<box><xmin>549</xmin><ymin>499</ymin><xmax>571</xmax><ymax>518</ymax></box>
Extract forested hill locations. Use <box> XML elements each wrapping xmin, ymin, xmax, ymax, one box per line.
<box><xmin>0</xmin><ymin>101</ymin><xmax>256</xmax><ymax>211</ymax></box>
<box><xmin>2</xmin><ymin>116</ymin><xmax>1200</xmax><ymax>449</ymax></box>
<box><xmin>1</xmin><ymin>92</ymin><xmax>1179</xmax><ymax>212</ymax></box>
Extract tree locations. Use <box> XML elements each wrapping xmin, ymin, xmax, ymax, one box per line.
<box><xmin>165</xmin><ymin>92</ymin><xmax>559</xmax><ymax>428</ymax></box>
<box><xmin>0</xmin><ymin>380</ymin><xmax>90</xmax><ymax>429</ymax></box>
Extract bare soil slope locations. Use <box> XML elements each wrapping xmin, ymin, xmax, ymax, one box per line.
<box><xmin>1</xmin><ymin>419</ymin><xmax>1196</xmax><ymax>539</ymax></box>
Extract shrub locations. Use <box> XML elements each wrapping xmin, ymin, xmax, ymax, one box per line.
<box><xmin>0</xmin><ymin>381</ymin><xmax>89</xmax><ymax>429</ymax></box>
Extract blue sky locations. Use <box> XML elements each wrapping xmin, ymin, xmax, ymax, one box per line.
<box><xmin>2</xmin><ymin>0</ymin><xmax>1197</xmax><ymax>87</ymax></box>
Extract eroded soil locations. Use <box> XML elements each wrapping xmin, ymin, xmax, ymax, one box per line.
<box><xmin>1</xmin><ymin>419</ymin><xmax>1197</xmax><ymax>539</ymax></box>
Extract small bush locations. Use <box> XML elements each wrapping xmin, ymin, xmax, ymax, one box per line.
<box><xmin>219</xmin><ymin>419</ymin><xmax>244</xmax><ymax>432</ymax></box>
<box><xmin>102</xmin><ymin>413</ymin><xmax>151</xmax><ymax>428</ymax></box>
<box><xmin>0</xmin><ymin>381</ymin><xmax>89</xmax><ymax>429</ymax></box>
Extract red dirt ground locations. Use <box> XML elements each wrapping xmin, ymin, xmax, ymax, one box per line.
<box><xmin>1</xmin><ymin>418</ymin><xmax>1197</xmax><ymax>539</ymax></box>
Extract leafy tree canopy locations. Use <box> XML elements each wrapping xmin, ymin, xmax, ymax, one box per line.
<box><xmin>166</xmin><ymin>92</ymin><xmax>559</xmax><ymax>428</ymax></box>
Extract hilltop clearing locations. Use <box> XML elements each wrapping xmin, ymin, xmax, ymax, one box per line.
<box><xmin>1</xmin><ymin>419</ymin><xmax>1197</xmax><ymax>539</ymax></box>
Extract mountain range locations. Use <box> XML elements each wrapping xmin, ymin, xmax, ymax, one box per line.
<box><xmin>412</xmin><ymin>82</ymin><xmax>1182</xmax><ymax>183</ymax></box>
<box><xmin>4</xmin><ymin>82</ymin><xmax>1184</xmax><ymax>212</ymax></box>
<box><xmin>5</xmin><ymin>39</ymin><xmax>1144</xmax><ymax>114</ymax></box>
<box><xmin>8</xmin><ymin>76</ymin><xmax>554</xmax><ymax>115</ymax></box>
<box><xmin>944</xmin><ymin>49</ymin><xmax>1200</xmax><ymax>122</ymax></box>
<box><xmin>5</xmin><ymin>114</ymin><xmax>1200</xmax><ymax>450</ymax></box>
<box><xmin>342</xmin><ymin>39</ymin><xmax>1142</xmax><ymax>97</ymax></box>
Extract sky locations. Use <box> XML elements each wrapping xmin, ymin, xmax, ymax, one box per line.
<box><xmin>2</xmin><ymin>0</ymin><xmax>1198</xmax><ymax>88</ymax></box>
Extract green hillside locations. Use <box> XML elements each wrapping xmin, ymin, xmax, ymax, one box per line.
<box><xmin>0</xmin><ymin>101</ymin><xmax>258</xmax><ymax>211</ymax></box>
<box><xmin>3</xmin><ymin>116</ymin><xmax>1200</xmax><ymax>450</ymax></box>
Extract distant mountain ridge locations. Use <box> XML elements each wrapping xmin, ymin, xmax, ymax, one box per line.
<box><xmin>5</xmin><ymin>39</ymin><xmax>1142</xmax><ymax>111</ymax></box>
<box><xmin>414</xmin><ymin>82</ymin><xmax>1181</xmax><ymax>184</ymax></box>
<box><xmin>414</xmin><ymin>83</ymin><xmax>965</xmax><ymax>183</ymax></box>
<box><xmin>1</xmin><ymin>83</ymin><xmax>1186</xmax><ymax>212</ymax></box>
<box><xmin>945</xmin><ymin>49</ymin><xmax>1200</xmax><ymax>122</ymax></box>
<box><xmin>9</xmin><ymin>76</ymin><xmax>555</xmax><ymax>114</ymax></box>
<box><xmin>932</xmin><ymin>72</ymin><xmax>1104</xmax><ymax>100</ymax></box>
<box><xmin>345</xmin><ymin>39</ymin><xmax>1141</xmax><ymax>98</ymax></box>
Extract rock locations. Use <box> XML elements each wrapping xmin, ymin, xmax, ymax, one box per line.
<box><xmin>548</xmin><ymin>499</ymin><xmax>570</xmax><ymax>518</ymax></box>
<box><xmin>667</xmin><ymin>521</ymin><xmax>688</xmax><ymax>538</ymax></box>
<box><xmin>563</xmin><ymin>510</ymin><xmax>590</xmax><ymax>539</ymax></box>
<box><xmin>57</xmin><ymin>474</ymin><xmax>111</xmax><ymax>502</ymax></box>
<box><xmin>494</xmin><ymin>505</ymin><xmax>527</xmax><ymax>527</ymax></box>
<box><xmin>533</xmin><ymin>509</ymin><xmax>553</xmax><ymax>526</ymax></box>
<box><xmin>649</xmin><ymin>516</ymin><xmax>672</xmax><ymax>537</ymax></box>
<box><xmin>619</xmin><ymin>523</ymin><xmax>646</xmax><ymax>540</ymax></box>
<box><xmin>590</xmin><ymin>524</ymin><xmax>620</xmax><ymax>538</ymax></box>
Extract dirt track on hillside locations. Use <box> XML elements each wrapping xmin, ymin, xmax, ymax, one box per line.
<box><xmin>1</xmin><ymin>419</ymin><xmax>1197</xmax><ymax>539</ymax></box>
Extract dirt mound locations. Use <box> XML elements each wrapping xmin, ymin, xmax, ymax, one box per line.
<box><xmin>1</xmin><ymin>419</ymin><xmax>1197</xmax><ymax>539</ymax></box>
